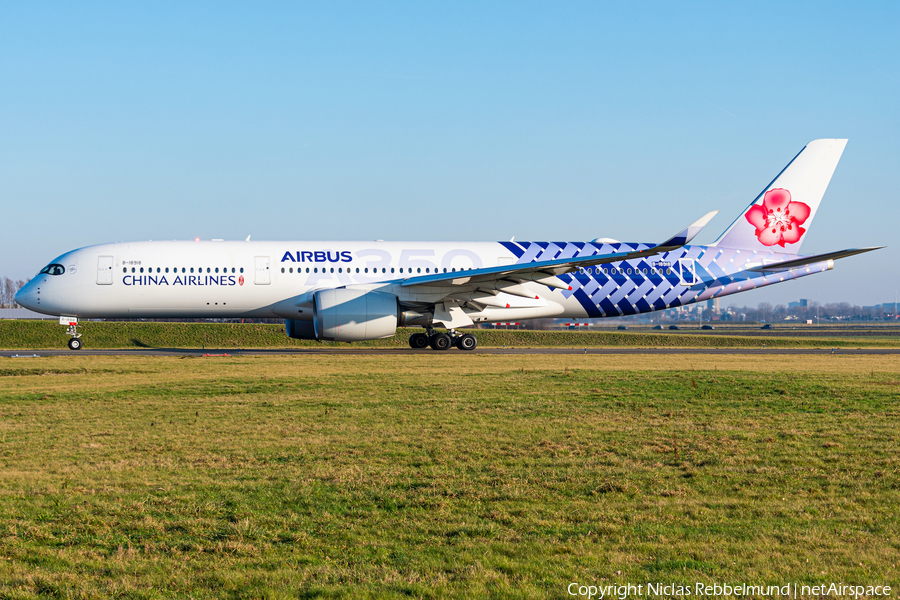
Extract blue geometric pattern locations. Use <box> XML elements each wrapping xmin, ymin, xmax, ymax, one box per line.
<box><xmin>499</xmin><ymin>241</ymin><xmax>830</xmax><ymax>318</ymax></box>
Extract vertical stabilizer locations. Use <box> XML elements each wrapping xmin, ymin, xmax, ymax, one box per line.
<box><xmin>711</xmin><ymin>139</ymin><xmax>847</xmax><ymax>253</ymax></box>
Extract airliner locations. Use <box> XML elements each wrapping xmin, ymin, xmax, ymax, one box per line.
<box><xmin>16</xmin><ymin>139</ymin><xmax>880</xmax><ymax>350</ymax></box>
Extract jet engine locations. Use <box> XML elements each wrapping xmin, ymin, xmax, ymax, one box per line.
<box><xmin>285</xmin><ymin>289</ymin><xmax>399</xmax><ymax>342</ymax></box>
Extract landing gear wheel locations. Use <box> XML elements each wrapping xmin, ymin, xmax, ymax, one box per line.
<box><xmin>68</xmin><ymin>337</ymin><xmax>83</xmax><ymax>351</ymax></box>
<box><xmin>409</xmin><ymin>333</ymin><xmax>429</xmax><ymax>349</ymax></box>
<box><xmin>456</xmin><ymin>333</ymin><xmax>477</xmax><ymax>351</ymax></box>
<box><xmin>429</xmin><ymin>333</ymin><xmax>452</xmax><ymax>351</ymax></box>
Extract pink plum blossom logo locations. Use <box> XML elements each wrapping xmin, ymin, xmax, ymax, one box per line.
<box><xmin>744</xmin><ymin>188</ymin><xmax>810</xmax><ymax>247</ymax></box>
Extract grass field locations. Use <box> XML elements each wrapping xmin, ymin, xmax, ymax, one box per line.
<box><xmin>1</xmin><ymin>320</ymin><xmax>899</xmax><ymax>349</ymax></box>
<box><xmin>0</xmin><ymin>354</ymin><xmax>898</xmax><ymax>598</ymax></box>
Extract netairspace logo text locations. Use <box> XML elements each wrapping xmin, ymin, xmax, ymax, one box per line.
<box><xmin>566</xmin><ymin>582</ymin><xmax>892</xmax><ymax>599</ymax></box>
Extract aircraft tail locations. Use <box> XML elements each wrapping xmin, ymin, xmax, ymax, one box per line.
<box><xmin>710</xmin><ymin>139</ymin><xmax>847</xmax><ymax>253</ymax></box>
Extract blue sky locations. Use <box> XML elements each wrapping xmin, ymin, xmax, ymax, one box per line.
<box><xmin>2</xmin><ymin>2</ymin><xmax>898</xmax><ymax>307</ymax></box>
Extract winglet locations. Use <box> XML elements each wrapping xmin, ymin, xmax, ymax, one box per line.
<box><xmin>655</xmin><ymin>210</ymin><xmax>719</xmax><ymax>251</ymax></box>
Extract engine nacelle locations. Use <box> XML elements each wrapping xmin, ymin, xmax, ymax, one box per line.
<box><xmin>314</xmin><ymin>289</ymin><xmax>399</xmax><ymax>342</ymax></box>
<box><xmin>285</xmin><ymin>319</ymin><xmax>317</xmax><ymax>340</ymax></box>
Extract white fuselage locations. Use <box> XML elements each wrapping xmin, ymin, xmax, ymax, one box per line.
<box><xmin>17</xmin><ymin>240</ymin><xmax>583</xmax><ymax>322</ymax></box>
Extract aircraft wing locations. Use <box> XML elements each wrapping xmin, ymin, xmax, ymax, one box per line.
<box><xmin>392</xmin><ymin>211</ymin><xmax>719</xmax><ymax>289</ymax></box>
<box><xmin>399</xmin><ymin>211</ymin><xmax>719</xmax><ymax>291</ymax></box>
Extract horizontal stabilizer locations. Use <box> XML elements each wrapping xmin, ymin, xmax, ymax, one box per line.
<box><xmin>745</xmin><ymin>247</ymin><xmax>883</xmax><ymax>272</ymax></box>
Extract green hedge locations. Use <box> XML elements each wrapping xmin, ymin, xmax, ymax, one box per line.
<box><xmin>0</xmin><ymin>320</ymin><xmax>891</xmax><ymax>349</ymax></box>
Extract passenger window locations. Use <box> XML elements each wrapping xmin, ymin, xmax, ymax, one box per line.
<box><xmin>190</xmin><ymin>268</ymin><xmax>194</xmax><ymax>273</ymax></box>
<box><xmin>356</xmin><ymin>268</ymin><xmax>359</xmax><ymax>273</ymax></box>
<box><xmin>305</xmin><ymin>268</ymin><xmax>309</xmax><ymax>273</ymax></box>
<box><xmin>281</xmin><ymin>268</ymin><xmax>285</xmax><ymax>273</ymax></box>
<box><xmin>399</xmin><ymin>268</ymin><xmax>403</xmax><ymax>273</ymax></box>
<box><xmin>364</xmin><ymin>268</ymin><xmax>368</xmax><ymax>273</ymax></box>
<box><xmin>330</xmin><ymin>267</ymin><xmax>334</xmax><ymax>273</ymax></box>
<box><xmin>240</xmin><ymin>268</ymin><xmax>244</xmax><ymax>273</ymax></box>
<box><xmin>391</xmin><ymin>268</ymin><xmax>395</xmax><ymax>273</ymax></box>
<box><xmin>122</xmin><ymin>267</ymin><xmax>127</xmax><ymax>273</ymax></box>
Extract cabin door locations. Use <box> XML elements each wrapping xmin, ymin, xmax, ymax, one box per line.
<box><xmin>676</xmin><ymin>258</ymin><xmax>696</xmax><ymax>286</ymax></box>
<box><xmin>254</xmin><ymin>256</ymin><xmax>271</xmax><ymax>285</ymax></box>
<box><xmin>97</xmin><ymin>255</ymin><xmax>114</xmax><ymax>285</ymax></box>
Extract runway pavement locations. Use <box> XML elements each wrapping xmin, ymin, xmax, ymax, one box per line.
<box><xmin>2</xmin><ymin>347</ymin><xmax>899</xmax><ymax>357</ymax></box>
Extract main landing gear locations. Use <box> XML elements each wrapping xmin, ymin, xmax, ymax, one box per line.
<box><xmin>408</xmin><ymin>328</ymin><xmax>478</xmax><ymax>351</ymax></box>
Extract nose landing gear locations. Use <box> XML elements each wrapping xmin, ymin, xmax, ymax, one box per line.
<box><xmin>62</xmin><ymin>317</ymin><xmax>84</xmax><ymax>350</ymax></box>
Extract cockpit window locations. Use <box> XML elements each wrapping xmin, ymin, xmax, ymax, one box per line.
<box><xmin>39</xmin><ymin>264</ymin><xmax>66</xmax><ymax>276</ymax></box>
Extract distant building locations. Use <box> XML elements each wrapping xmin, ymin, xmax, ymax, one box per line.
<box><xmin>706</xmin><ymin>298</ymin><xmax>720</xmax><ymax>313</ymax></box>
<box><xmin>788</xmin><ymin>299</ymin><xmax>809</xmax><ymax>309</ymax></box>
<box><xmin>0</xmin><ymin>308</ymin><xmax>52</xmax><ymax>319</ymax></box>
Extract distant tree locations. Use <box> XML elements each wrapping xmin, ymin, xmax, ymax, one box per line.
<box><xmin>1</xmin><ymin>278</ymin><xmax>13</xmax><ymax>307</ymax></box>
<box><xmin>0</xmin><ymin>278</ymin><xmax>29</xmax><ymax>307</ymax></box>
<box><xmin>14</xmin><ymin>280</ymin><xmax>26</xmax><ymax>308</ymax></box>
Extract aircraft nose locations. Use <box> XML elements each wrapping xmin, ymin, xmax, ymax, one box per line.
<box><xmin>14</xmin><ymin>281</ymin><xmax>39</xmax><ymax>311</ymax></box>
